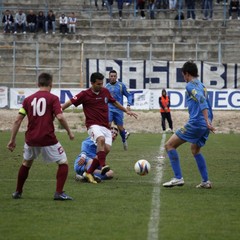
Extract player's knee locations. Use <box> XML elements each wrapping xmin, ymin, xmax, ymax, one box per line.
<box><xmin>22</xmin><ymin>159</ymin><xmax>33</xmax><ymax>168</ymax></box>
<box><xmin>57</xmin><ymin>158</ymin><xmax>68</xmax><ymax>165</ymax></box>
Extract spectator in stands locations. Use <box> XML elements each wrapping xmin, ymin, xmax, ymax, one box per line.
<box><xmin>149</xmin><ymin>0</ymin><xmax>156</xmax><ymax>19</ymax></box>
<box><xmin>105</xmin><ymin>0</ymin><xmax>114</xmax><ymax>18</ymax></box>
<box><xmin>169</xmin><ymin>0</ymin><xmax>177</xmax><ymax>10</ymax></box>
<box><xmin>95</xmin><ymin>0</ymin><xmax>105</xmax><ymax>10</ymax></box>
<box><xmin>59</xmin><ymin>13</ymin><xmax>68</xmax><ymax>34</ymax></box>
<box><xmin>202</xmin><ymin>0</ymin><xmax>213</xmax><ymax>20</ymax></box>
<box><xmin>45</xmin><ymin>10</ymin><xmax>56</xmax><ymax>34</ymax></box>
<box><xmin>229</xmin><ymin>0</ymin><xmax>240</xmax><ymax>20</ymax></box>
<box><xmin>68</xmin><ymin>12</ymin><xmax>77</xmax><ymax>34</ymax></box>
<box><xmin>36</xmin><ymin>11</ymin><xmax>46</xmax><ymax>33</ymax></box>
<box><xmin>216</xmin><ymin>0</ymin><xmax>228</xmax><ymax>4</ymax></box>
<box><xmin>14</xmin><ymin>10</ymin><xmax>27</xmax><ymax>34</ymax></box>
<box><xmin>27</xmin><ymin>10</ymin><xmax>37</xmax><ymax>33</ymax></box>
<box><xmin>117</xmin><ymin>0</ymin><xmax>124</xmax><ymax>20</ymax></box>
<box><xmin>186</xmin><ymin>0</ymin><xmax>196</xmax><ymax>20</ymax></box>
<box><xmin>137</xmin><ymin>0</ymin><xmax>146</xmax><ymax>19</ymax></box>
<box><xmin>2</xmin><ymin>9</ymin><xmax>14</xmax><ymax>33</ymax></box>
<box><xmin>155</xmin><ymin>0</ymin><xmax>168</xmax><ymax>9</ymax></box>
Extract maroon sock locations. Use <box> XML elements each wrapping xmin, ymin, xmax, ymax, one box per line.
<box><xmin>56</xmin><ymin>164</ymin><xmax>68</xmax><ymax>193</ymax></box>
<box><xmin>97</xmin><ymin>151</ymin><xmax>106</xmax><ymax>167</ymax></box>
<box><xmin>87</xmin><ymin>158</ymin><xmax>99</xmax><ymax>174</ymax></box>
<box><xmin>16</xmin><ymin>164</ymin><xmax>30</xmax><ymax>193</ymax></box>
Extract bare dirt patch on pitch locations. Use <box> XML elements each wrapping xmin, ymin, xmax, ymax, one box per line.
<box><xmin>1</xmin><ymin>109</ymin><xmax>239</xmax><ymax>134</ymax></box>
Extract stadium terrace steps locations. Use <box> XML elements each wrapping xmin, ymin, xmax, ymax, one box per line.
<box><xmin>0</xmin><ymin>1</ymin><xmax>240</xmax><ymax>87</ymax></box>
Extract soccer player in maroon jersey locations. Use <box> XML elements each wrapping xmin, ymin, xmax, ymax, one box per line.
<box><xmin>61</xmin><ymin>72</ymin><xmax>138</xmax><ymax>184</ymax></box>
<box><xmin>7</xmin><ymin>73</ymin><xmax>74</xmax><ymax>200</ymax></box>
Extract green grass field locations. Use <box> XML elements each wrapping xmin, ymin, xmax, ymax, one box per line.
<box><xmin>0</xmin><ymin>131</ymin><xmax>239</xmax><ymax>240</ymax></box>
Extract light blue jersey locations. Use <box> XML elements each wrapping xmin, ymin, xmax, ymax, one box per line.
<box><xmin>186</xmin><ymin>78</ymin><xmax>213</xmax><ymax>126</ymax></box>
<box><xmin>74</xmin><ymin>137</ymin><xmax>96</xmax><ymax>175</ymax></box>
<box><xmin>176</xmin><ymin>78</ymin><xmax>213</xmax><ymax>147</ymax></box>
<box><xmin>105</xmin><ymin>81</ymin><xmax>132</xmax><ymax>113</ymax></box>
<box><xmin>105</xmin><ymin>81</ymin><xmax>132</xmax><ymax>126</ymax></box>
<box><xmin>74</xmin><ymin>137</ymin><xmax>110</xmax><ymax>180</ymax></box>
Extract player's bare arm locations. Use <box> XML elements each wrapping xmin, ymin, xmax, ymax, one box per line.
<box><xmin>202</xmin><ymin>108</ymin><xmax>215</xmax><ymax>133</ymax></box>
<box><xmin>113</xmin><ymin>101</ymin><xmax>138</xmax><ymax>119</ymax></box>
<box><xmin>7</xmin><ymin>113</ymin><xmax>25</xmax><ymax>152</ymax></box>
<box><xmin>56</xmin><ymin>113</ymin><xmax>74</xmax><ymax>140</ymax></box>
<box><xmin>61</xmin><ymin>100</ymin><xmax>72</xmax><ymax>111</ymax></box>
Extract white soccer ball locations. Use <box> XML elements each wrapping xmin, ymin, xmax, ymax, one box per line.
<box><xmin>134</xmin><ymin>159</ymin><xmax>151</xmax><ymax>176</ymax></box>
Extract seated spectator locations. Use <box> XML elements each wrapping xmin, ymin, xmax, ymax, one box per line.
<box><xmin>95</xmin><ymin>0</ymin><xmax>105</xmax><ymax>10</ymax></box>
<box><xmin>59</xmin><ymin>13</ymin><xmax>68</xmax><ymax>34</ymax></box>
<box><xmin>36</xmin><ymin>11</ymin><xmax>46</xmax><ymax>32</ymax></box>
<box><xmin>14</xmin><ymin>10</ymin><xmax>27</xmax><ymax>34</ymax></box>
<box><xmin>2</xmin><ymin>9</ymin><xmax>14</xmax><ymax>33</ymax></box>
<box><xmin>229</xmin><ymin>0</ymin><xmax>240</xmax><ymax>20</ymax></box>
<box><xmin>68</xmin><ymin>12</ymin><xmax>77</xmax><ymax>34</ymax></box>
<box><xmin>45</xmin><ymin>10</ymin><xmax>56</xmax><ymax>34</ymax></box>
<box><xmin>27</xmin><ymin>10</ymin><xmax>37</xmax><ymax>32</ymax></box>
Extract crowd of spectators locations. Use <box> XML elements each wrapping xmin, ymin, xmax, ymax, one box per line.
<box><xmin>2</xmin><ymin>9</ymin><xmax>77</xmax><ymax>34</ymax></box>
<box><xmin>2</xmin><ymin>1</ymin><xmax>239</xmax><ymax>34</ymax></box>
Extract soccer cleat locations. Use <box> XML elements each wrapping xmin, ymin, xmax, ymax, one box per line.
<box><xmin>93</xmin><ymin>175</ymin><xmax>102</xmax><ymax>183</ymax></box>
<box><xmin>125</xmin><ymin>131</ymin><xmax>130</xmax><ymax>140</ymax></box>
<box><xmin>75</xmin><ymin>174</ymin><xmax>85</xmax><ymax>182</ymax></box>
<box><xmin>123</xmin><ymin>141</ymin><xmax>128</xmax><ymax>151</ymax></box>
<box><xmin>196</xmin><ymin>180</ymin><xmax>212</xmax><ymax>189</ymax></box>
<box><xmin>12</xmin><ymin>191</ymin><xmax>22</xmax><ymax>199</ymax></box>
<box><xmin>100</xmin><ymin>165</ymin><xmax>110</xmax><ymax>175</ymax></box>
<box><xmin>163</xmin><ymin>178</ymin><xmax>184</xmax><ymax>187</ymax></box>
<box><xmin>54</xmin><ymin>192</ymin><xmax>73</xmax><ymax>200</ymax></box>
<box><xmin>83</xmin><ymin>172</ymin><xmax>97</xmax><ymax>184</ymax></box>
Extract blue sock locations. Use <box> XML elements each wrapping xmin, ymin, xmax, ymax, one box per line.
<box><xmin>167</xmin><ymin>149</ymin><xmax>182</xmax><ymax>179</ymax></box>
<box><xmin>194</xmin><ymin>153</ymin><xmax>208</xmax><ymax>182</ymax></box>
<box><xmin>120</xmin><ymin>129</ymin><xmax>126</xmax><ymax>143</ymax></box>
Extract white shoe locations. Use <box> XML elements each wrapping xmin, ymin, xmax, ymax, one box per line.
<box><xmin>14</xmin><ymin>31</ymin><xmax>17</xmax><ymax>34</ymax></box>
<box><xmin>23</xmin><ymin>31</ymin><xmax>26</xmax><ymax>34</ymax></box>
<box><xmin>238</xmin><ymin>17</ymin><xmax>240</xmax><ymax>20</ymax></box>
<box><xmin>123</xmin><ymin>141</ymin><xmax>128</xmax><ymax>151</ymax></box>
<box><xmin>45</xmin><ymin>31</ymin><xmax>48</xmax><ymax>34</ymax></box>
<box><xmin>196</xmin><ymin>180</ymin><xmax>212</xmax><ymax>189</ymax></box>
<box><xmin>163</xmin><ymin>178</ymin><xmax>184</xmax><ymax>187</ymax></box>
<box><xmin>125</xmin><ymin>131</ymin><xmax>130</xmax><ymax>140</ymax></box>
<box><xmin>229</xmin><ymin>16</ymin><xmax>232</xmax><ymax>20</ymax></box>
<box><xmin>53</xmin><ymin>32</ymin><xmax>55</xmax><ymax>34</ymax></box>
<box><xmin>75</xmin><ymin>174</ymin><xmax>85</xmax><ymax>181</ymax></box>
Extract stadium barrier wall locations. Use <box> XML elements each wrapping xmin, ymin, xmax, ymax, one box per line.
<box><xmin>1</xmin><ymin>88</ymin><xmax>239</xmax><ymax>110</ymax></box>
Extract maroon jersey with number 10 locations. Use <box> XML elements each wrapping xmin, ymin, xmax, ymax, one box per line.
<box><xmin>71</xmin><ymin>88</ymin><xmax>116</xmax><ymax>129</ymax></box>
<box><xmin>22</xmin><ymin>90</ymin><xmax>62</xmax><ymax>146</ymax></box>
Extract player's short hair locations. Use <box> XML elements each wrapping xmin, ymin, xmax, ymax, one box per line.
<box><xmin>182</xmin><ymin>61</ymin><xmax>199</xmax><ymax>77</ymax></box>
<box><xmin>90</xmin><ymin>72</ymin><xmax>104</xmax><ymax>83</ymax></box>
<box><xmin>109</xmin><ymin>69</ymin><xmax>117</xmax><ymax>75</ymax></box>
<box><xmin>38</xmin><ymin>73</ymin><xmax>53</xmax><ymax>87</ymax></box>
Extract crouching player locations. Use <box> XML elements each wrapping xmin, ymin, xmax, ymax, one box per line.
<box><xmin>74</xmin><ymin>127</ymin><xmax>118</xmax><ymax>183</ymax></box>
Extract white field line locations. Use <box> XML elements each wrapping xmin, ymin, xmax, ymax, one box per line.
<box><xmin>147</xmin><ymin>133</ymin><xmax>166</xmax><ymax>240</ymax></box>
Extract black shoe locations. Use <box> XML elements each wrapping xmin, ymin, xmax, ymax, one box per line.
<box><xmin>54</xmin><ymin>192</ymin><xmax>73</xmax><ymax>200</ymax></box>
<box><xmin>101</xmin><ymin>165</ymin><xmax>110</xmax><ymax>175</ymax></box>
<box><xmin>12</xmin><ymin>191</ymin><xmax>22</xmax><ymax>199</ymax></box>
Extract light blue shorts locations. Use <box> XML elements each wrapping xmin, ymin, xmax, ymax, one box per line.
<box><xmin>175</xmin><ymin>122</ymin><xmax>210</xmax><ymax>147</ymax></box>
<box><xmin>109</xmin><ymin>110</ymin><xmax>124</xmax><ymax>126</ymax></box>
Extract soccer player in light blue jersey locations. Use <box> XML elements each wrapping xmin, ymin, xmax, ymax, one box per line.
<box><xmin>74</xmin><ymin>127</ymin><xmax>118</xmax><ymax>182</ymax></box>
<box><xmin>105</xmin><ymin>70</ymin><xmax>133</xmax><ymax>150</ymax></box>
<box><xmin>163</xmin><ymin>61</ymin><xmax>215</xmax><ymax>189</ymax></box>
